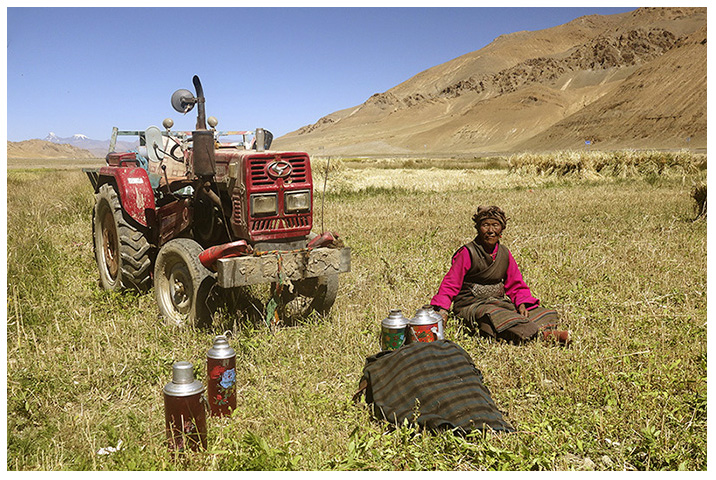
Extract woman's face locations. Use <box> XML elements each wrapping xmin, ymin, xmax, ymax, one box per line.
<box><xmin>477</xmin><ymin>219</ymin><xmax>503</xmax><ymax>248</ymax></box>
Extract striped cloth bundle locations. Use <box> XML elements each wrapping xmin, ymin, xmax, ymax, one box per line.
<box><xmin>356</xmin><ymin>340</ymin><xmax>514</xmax><ymax>433</ymax></box>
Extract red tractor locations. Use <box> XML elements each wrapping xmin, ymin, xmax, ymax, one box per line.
<box><xmin>84</xmin><ymin>76</ymin><xmax>350</xmax><ymax>326</ymax></box>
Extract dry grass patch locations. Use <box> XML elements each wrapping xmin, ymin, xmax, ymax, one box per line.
<box><xmin>6</xmin><ymin>154</ymin><xmax>706</xmax><ymax>470</ymax></box>
<box><xmin>507</xmin><ymin>150</ymin><xmax>706</xmax><ymax>178</ymax></box>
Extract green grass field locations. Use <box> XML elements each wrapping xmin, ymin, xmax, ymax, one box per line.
<box><xmin>6</xmin><ymin>152</ymin><xmax>707</xmax><ymax>470</ymax></box>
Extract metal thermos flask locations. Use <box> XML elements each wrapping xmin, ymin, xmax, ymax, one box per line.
<box><xmin>163</xmin><ymin>361</ymin><xmax>207</xmax><ymax>451</ymax></box>
<box><xmin>381</xmin><ymin>309</ymin><xmax>409</xmax><ymax>351</ymax></box>
<box><xmin>408</xmin><ymin>307</ymin><xmax>444</xmax><ymax>343</ymax></box>
<box><xmin>423</xmin><ymin>304</ymin><xmax>445</xmax><ymax>340</ymax></box>
<box><xmin>206</xmin><ymin>335</ymin><xmax>237</xmax><ymax>417</ymax></box>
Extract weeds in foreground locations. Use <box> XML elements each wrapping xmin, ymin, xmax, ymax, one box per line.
<box><xmin>6</xmin><ymin>157</ymin><xmax>706</xmax><ymax>470</ymax></box>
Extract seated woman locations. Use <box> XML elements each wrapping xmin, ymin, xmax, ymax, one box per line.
<box><xmin>431</xmin><ymin>205</ymin><xmax>569</xmax><ymax>345</ymax></box>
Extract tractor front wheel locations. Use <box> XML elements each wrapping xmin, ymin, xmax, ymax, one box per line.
<box><xmin>275</xmin><ymin>274</ymin><xmax>339</xmax><ymax>322</ymax></box>
<box><xmin>92</xmin><ymin>183</ymin><xmax>152</xmax><ymax>292</ymax></box>
<box><xmin>154</xmin><ymin>238</ymin><xmax>215</xmax><ymax>327</ymax></box>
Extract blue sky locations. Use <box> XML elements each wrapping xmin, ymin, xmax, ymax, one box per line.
<box><xmin>5</xmin><ymin>5</ymin><xmax>638</xmax><ymax>142</ymax></box>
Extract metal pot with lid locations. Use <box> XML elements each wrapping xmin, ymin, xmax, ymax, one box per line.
<box><xmin>381</xmin><ymin>309</ymin><xmax>409</xmax><ymax>351</ymax></box>
<box><xmin>408</xmin><ymin>307</ymin><xmax>444</xmax><ymax>343</ymax></box>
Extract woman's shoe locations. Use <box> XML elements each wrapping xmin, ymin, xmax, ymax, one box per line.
<box><xmin>542</xmin><ymin>329</ymin><xmax>571</xmax><ymax>346</ymax></box>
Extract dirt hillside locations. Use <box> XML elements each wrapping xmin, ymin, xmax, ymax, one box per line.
<box><xmin>274</xmin><ymin>7</ymin><xmax>706</xmax><ymax>155</ymax></box>
<box><xmin>7</xmin><ymin>139</ymin><xmax>97</xmax><ymax>159</ymax></box>
<box><xmin>516</xmin><ymin>24</ymin><xmax>707</xmax><ymax>151</ymax></box>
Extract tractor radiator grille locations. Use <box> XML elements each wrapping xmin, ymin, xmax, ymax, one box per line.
<box><xmin>248</xmin><ymin>154</ymin><xmax>309</xmax><ymax>186</ymax></box>
<box><xmin>251</xmin><ymin>215</ymin><xmax>310</xmax><ymax>232</ymax></box>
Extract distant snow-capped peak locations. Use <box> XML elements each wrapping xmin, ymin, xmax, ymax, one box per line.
<box><xmin>44</xmin><ymin>132</ymin><xmax>90</xmax><ymax>143</ymax></box>
<box><xmin>38</xmin><ymin>131</ymin><xmax>139</xmax><ymax>157</ymax></box>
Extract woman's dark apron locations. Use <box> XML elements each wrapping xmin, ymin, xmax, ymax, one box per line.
<box><xmin>452</xmin><ymin>240</ymin><xmax>558</xmax><ymax>342</ymax></box>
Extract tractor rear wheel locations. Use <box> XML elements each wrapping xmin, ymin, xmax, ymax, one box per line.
<box><xmin>92</xmin><ymin>183</ymin><xmax>152</xmax><ymax>292</ymax></box>
<box><xmin>154</xmin><ymin>238</ymin><xmax>216</xmax><ymax>327</ymax></box>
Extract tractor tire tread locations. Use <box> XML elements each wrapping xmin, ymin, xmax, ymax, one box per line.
<box><xmin>94</xmin><ymin>183</ymin><xmax>153</xmax><ymax>292</ymax></box>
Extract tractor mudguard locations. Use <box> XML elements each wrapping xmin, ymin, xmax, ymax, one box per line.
<box><xmin>98</xmin><ymin>166</ymin><xmax>156</xmax><ymax>227</ymax></box>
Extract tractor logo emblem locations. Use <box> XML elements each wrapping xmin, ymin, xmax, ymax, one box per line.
<box><xmin>266</xmin><ymin>160</ymin><xmax>292</xmax><ymax>179</ymax></box>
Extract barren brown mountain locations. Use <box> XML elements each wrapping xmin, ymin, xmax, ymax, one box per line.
<box><xmin>7</xmin><ymin>139</ymin><xmax>96</xmax><ymax>159</ymax></box>
<box><xmin>274</xmin><ymin>7</ymin><xmax>706</xmax><ymax>155</ymax></box>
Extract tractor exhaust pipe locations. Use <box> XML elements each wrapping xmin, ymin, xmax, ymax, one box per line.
<box><xmin>190</xmin><ymin>76</ymin><xmax>215</xmax><ymax>177</ymax></box>
<box><xmin>169</xmin><ymin>75</ymin><xmax>216</xmax><ymax>177</ymax></box>
<box><xmin>192</xmin><ymin>75</ymin><xmax>208</xmax><ymax>131</ymax></box>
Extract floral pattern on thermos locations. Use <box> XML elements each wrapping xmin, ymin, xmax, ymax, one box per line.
<box><xmin>207</xmin><ymin>335</ymin><xmax>237</xmax><ymax>417</ymax></box>
<box><xmin>209</xmin><ymin>364</ymin><xmax>236</xmax><ymax>405</ymax></box>
<box><xmin>381</xmin><ymin>330</ymin><xmax>406</xmax><ymax>350</ymax></box>
<box><xmin>410</xmin><ymin>324</ymin><xmax>438</xmax><ymax>343</ymax></box>
<box><xmin>207</xmin><ymin>360</ymin><xmax>236</xmax><ymax>415</ymax></box>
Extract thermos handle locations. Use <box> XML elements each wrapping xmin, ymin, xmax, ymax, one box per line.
<box><xmin>409</xmin><ymin>326</ymin><xmax>419</xmax><ymax>343</ymax></box>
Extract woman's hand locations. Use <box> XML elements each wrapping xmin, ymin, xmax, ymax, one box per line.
<box><xmin>518</xmin><ymin>303</ymin><xmax>530</xmax><ymax>317</ymax></box>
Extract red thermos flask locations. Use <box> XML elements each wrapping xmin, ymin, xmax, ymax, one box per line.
<box><xmin>163</xmin><ymin>361</ymin><xmax>207</xmax><ymax>451</ymax></box>
<box><xmin>206</xmin><ymin>335</ymin><xmax>237</xmax><ymax>417</ymax></box>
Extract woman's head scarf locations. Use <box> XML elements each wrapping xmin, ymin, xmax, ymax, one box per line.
<box><xmin>472</xmin><ymin>205</ymin><xmax>508</xmax><ymax>230</ymax></box>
